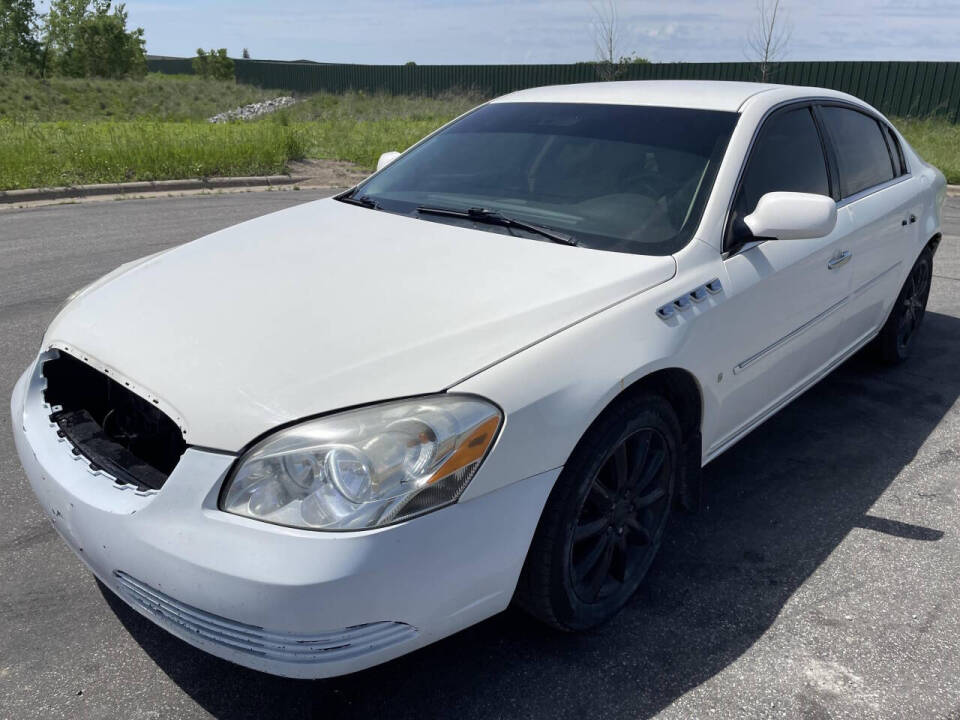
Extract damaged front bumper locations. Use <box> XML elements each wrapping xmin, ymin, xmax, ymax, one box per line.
<box><xmin>11</xmin><ymin>355</ymin><xmax>557</xmax><ymax>678</ymax></box>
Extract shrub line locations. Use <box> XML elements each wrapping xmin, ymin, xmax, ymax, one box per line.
<box><xmin>0</xmin><ymin>175</ymin><xmax>308</xmax><ymax>204</ymax></box>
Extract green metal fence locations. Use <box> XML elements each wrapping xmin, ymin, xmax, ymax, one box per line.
<box><xmin>145</xmin><ymin>59</ymin><xmax>960</xmax><ymax>121</ymax></box>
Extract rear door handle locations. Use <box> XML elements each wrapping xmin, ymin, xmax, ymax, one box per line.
<box><xmin>828</xmin><ymin>251</ymin><xmax>852</xmax><ymax>270</ymax></box>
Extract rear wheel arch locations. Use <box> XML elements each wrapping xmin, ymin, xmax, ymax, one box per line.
<box><xmin>873</xmin><ymin>243</ymin><xmax>934</xmax><ymax>365</ymax></box>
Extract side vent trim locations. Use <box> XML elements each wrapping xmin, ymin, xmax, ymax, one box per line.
<box><xmin>656</xmin><ymin>278</ymin><xmax>723</xmax><ymax>320</ymax></box>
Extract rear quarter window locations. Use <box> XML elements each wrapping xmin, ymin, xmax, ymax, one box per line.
<box><xmin>820</xmin><ymin>106</ymin><xmax>896</xmax><ymax>198</ymax></box>
<box><xmin>882</xmin><ymin>124</ymin><xmax>907</xmax><ymax>176</ymax></box>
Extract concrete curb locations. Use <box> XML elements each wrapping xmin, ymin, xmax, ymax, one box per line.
<box><xmin>6</xmin><ymin>177</ymin><xmax>956</xmax><ymax>203</ymax></box>
<box><xmin>0</xmin><ymin>175</ymin><xmax>308</xmax><ymax>205</ymax></box>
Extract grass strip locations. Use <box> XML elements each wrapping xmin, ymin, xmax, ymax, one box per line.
<box><xmin>1</xmin><ymin>84</ymin><xmax>958</xmax><ymax>190</ymax></box>
<box><xmin>0</xmin><ymin>74</ymin><xmax>287</xmax><ymax>122</ymax></box>
<box><xmin>893</xmin><ymin>117</ymin><xmax>960</xmax><ymax>185</ymax></box>
<box><xmin>0</xmin><ymin>120</ymin><xmax>307</xmax><ymax>189</ymax></box>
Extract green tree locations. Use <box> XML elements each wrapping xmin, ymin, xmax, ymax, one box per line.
<box><xmin>44</xmin><ymin>0</ymin><xmax>92</xmax><ymax>72</ymax></box>
<box><xmin>70</xmin><ymin>4</ymin><xmax>145</xmax><ymax>77</ymax></box>
<box><xmin>44</xmin><ymin>0</ymin><xmax>146</xmax><ymax>78</ymax></box>
<box><xmin>192</xmin><ymin>48</ymin><xmax>233</xmax><ymax>81</ymax></box>
<box><xmin>0</xmin><ymin>0</ymin><xmax>42</xmax><ymax>73</ymax></box>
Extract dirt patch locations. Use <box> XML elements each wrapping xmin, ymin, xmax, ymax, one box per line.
<box><xmin>288</xmin><ymin>158</ymin><xmax>370</xmax><ymax>188</ymax></box>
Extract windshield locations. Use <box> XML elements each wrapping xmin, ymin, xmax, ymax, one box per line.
<box><xmin>352</xmin><ymin>102</ymin><xmax>739</xmax><ymax>256</ymax></box>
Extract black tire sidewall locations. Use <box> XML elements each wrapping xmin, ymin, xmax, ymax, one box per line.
<box><xmin>543</xmin><ymin>394</ymin><xmax>680</xmax><ymax>631</ymax></box>
<box><xmin>877</xmin><ymin>247</ymin><xmax>933</xmax><ymax>364</ymax></box>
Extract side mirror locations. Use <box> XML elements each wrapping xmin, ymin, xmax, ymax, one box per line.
<box><xmin>744</xmin><ymin>192</ymin><xmax>837</xmax><ymax>240</ymax></box>
<box><xmin>376</xmin><ymin>151</ymin><xmax>401</xmax><ymax>171</ymax></box>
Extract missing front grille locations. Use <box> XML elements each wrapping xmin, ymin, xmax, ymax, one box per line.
<box><xmin>42</xmin><ymin>352</ymin><xmax>186</xmax><ymax>490</ymax></box>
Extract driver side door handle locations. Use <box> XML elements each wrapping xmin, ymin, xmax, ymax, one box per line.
<box><xmin>827</xmin><ymin>250</ymin><xmax>852</xmax><ymax>270</ymax></box>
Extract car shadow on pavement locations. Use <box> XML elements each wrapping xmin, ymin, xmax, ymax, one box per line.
<box><xmin>101</xmin><ymin>310</ymin><xmax>960</xmax><ymax>720</ymax></box>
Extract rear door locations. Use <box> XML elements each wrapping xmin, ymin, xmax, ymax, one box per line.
<box><xmin>817</xmin><ymin>105</ymin><xmax>922</xmax><ymax>349</ymax></box>
<box><xmin>704</xmin><ymin>104</ymin><xmax>854</xmax><ymax>455</ymax></box>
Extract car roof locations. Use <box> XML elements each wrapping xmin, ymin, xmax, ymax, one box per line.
<box><xmin>491</xmin><ymin>80</ymin><xmax>859</xmax><ymax>113</ymax></box>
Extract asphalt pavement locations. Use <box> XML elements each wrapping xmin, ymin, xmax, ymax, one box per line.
<box><xmin>1</xmin><ymin>191</ymin><xmax>959</xmax><ymax>719</ymax></box>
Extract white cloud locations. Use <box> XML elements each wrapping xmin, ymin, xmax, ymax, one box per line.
<box><xmin>125</xmin><ymin>0</ymin><xmax>960</xmax><ymax>63</ymax></box>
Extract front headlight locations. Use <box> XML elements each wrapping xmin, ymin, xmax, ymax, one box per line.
<box><xmin>220</xmin><ymin>395</ymin><xmax>502</xmax><ymax>530</ymax></box>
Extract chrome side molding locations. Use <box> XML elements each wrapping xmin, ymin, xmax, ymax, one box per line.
<box><xmin>733</xmin><ymin>296</ymin><xmax>848</xmax><ymax>374</ymax></box>
<box><xmin>656</xmin><ymin>278</ymin><xmax>723</xmax><ymax>320</ymax></box>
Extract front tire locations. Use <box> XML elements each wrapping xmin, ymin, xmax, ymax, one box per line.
<box><xmin>874</xmin><ymin>247</ymin><xmax>933</xmax><ymax>365</ymax></box>
<box><xmin>515</xmin><ymin>393</ymin><xmax>679</xmax><ymax>631</ymax></box>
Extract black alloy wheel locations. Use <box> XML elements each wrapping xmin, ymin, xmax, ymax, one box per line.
<box><xmin>570</xmin><ymin>428</ymin><xmax>671</xmax><ymax>604</ymax></box>
<box><xmin>896</xmin><ymin>252</ymin><xmax>933</xmax><ymax>354</ymax></box>
<box><xmin>515</xmin><ymin>392</ymin><xmax>679</xmax><ymax>631</ymax></box>
<box><xmin>874</xmin><ymin>247</ymin><xmax>934</xmax><ymax>364</ymax></box>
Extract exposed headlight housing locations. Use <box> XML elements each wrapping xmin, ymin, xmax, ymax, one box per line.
<box><xmin>220</xmin><ymin>395</ymin><xmax>502</xmax><ymax>530</ymax></box>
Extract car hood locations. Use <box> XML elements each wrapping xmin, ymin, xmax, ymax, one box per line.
<box><xmin>45</xmin><ymin>198</ymin><xmax>675</xmax><ymax>451</ymax></box>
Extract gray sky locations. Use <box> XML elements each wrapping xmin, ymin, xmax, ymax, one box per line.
<box><xmin>124</xmin><ymin>0</ymin><xmax>960</xmax><ymax>64</ymax></box>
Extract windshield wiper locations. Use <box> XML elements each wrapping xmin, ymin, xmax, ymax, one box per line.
<box><xmin>335</xmin><ymin>190</ymin><xmax>380</xmax><ymax>210</ymax></box>
<box><xmin>416</xmin><ymin>205</ymin><xmax>578</xmax><ymax>247</ymax></box>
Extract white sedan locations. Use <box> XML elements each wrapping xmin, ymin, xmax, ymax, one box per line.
<box><xmin>11</xmin><ymin>80</ymin><xmax>945</xmax><ymax>678</ymax></box>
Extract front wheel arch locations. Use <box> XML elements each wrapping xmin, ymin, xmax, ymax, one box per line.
<box><xmin>514</xmin><ymin>390</ymin><xmax>682</xmax><ymax>629</ymax></box>
<box><xmin>619</xmin><ymin>367</ymin><xmax>702</xmax><ymax>442</ymax></box>
<box><xmin>586</xmin><ymin>367</ymin><xmax>704</xmax><ymax>512</ymax></box>
<box><xmin>513</xmin><ymin>368</ymin><xmax>705</xmax><ymax>623</ymax></box>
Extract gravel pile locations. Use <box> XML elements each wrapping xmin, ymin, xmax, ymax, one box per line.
<box><xmin>208</xmin><ymin>96</ymin><xmax>297</xmax><ymax>123</ymax></box>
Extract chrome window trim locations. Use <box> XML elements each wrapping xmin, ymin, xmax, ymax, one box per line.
<box><xmin>721</xmin><ymin>96</ymin><xmax>912</xmax><ymax>258</ymax></box>
<box><xmin>836</xmin><ymin>173</ymin><xmax>913</xmax><ymax>209</ymax></box>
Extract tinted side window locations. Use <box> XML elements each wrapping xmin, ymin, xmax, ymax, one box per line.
<box><xmin>883</xmin><ymin>124</ymin><xmax>906</xmax><ymax>176</ymax></box>
<box><xmin>730</xmin><ymin>106</ymin><xmax>830</xmax><ymax>236</ymax></box>
<box><xmin>821</xmin><ymin>107</ymin><xmax>895</xmax><ymax>197</ymax></box>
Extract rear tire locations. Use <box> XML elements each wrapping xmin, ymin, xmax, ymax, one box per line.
<box><xmin>515</xmin><ymin>392</ymin><xmax>679</xmax><ymax>631</ymax></box>
<box><xmin>873</xmin><ymin>247</ymin><xmax>933</xmax><ymax>365</ymax></box>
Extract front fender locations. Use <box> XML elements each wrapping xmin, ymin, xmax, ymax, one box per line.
<box><xmin>454</xmin><ymin>241</ymin><xmax>723</xmax><ymax>502</ymax></box>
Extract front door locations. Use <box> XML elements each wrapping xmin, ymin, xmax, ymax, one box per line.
<box><xmin>699</xmin><ymin>103</ymin><xmax>854</xmax><ymax>457</ymax></box>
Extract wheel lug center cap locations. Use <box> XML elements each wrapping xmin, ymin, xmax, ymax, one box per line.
<box><xmin>612</xmin><ymin>499</ymin><xmax>630</xmax><ymax>524</ymax></box>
